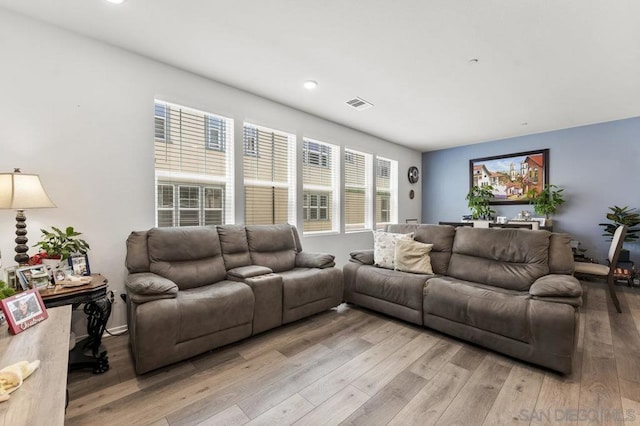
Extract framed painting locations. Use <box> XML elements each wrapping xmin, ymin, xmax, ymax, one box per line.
<box><xmin>0</xmin><ymin>289</ymin><xmax>49</xmax><ymax>335</ymax></box>
<box><xmin>469</xmin><ymin>149</ymin><xmax>549</xmax><ymax>205</ymax></box>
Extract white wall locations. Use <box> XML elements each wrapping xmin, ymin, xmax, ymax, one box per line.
<box><xmin>0</xmin><ymin>9</ymin><xmax>422</xmax><ymax>330</ymax></box>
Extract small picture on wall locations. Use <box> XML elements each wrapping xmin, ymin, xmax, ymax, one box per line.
<box><xmin>469</xmin><ymin>149</ymin><xmax>549</xmax><ymax>205</ymax></box>
<box><xmin>69</xmin><ymin>254</ymin><xmax>91</xmax><ymax>276</ymax></box>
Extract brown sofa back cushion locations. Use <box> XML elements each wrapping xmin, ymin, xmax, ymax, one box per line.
<box><xmin>386</xmin><ymin>224</ymin><xmax>455</xmax><ymax>274</ymax></box>
<box><xmin>147</xmin><ymin>226</ymin><xmax>227</xmax><ymax>290</ymax></box>
<box><xmin>548</xmin><ymin>233</ymin><xmax>575</xmax><ymax>275</ymax></box>
<box><xmin>448</xmin><ymin>227</ymin><xmax>550</xmax><ymax>291</ymax></box>
<box><xmin>217</xmin><ymin>224</ymin><xmax>251</xmax><ymax>270</ymax></box>
<box><xmin>246</xmin><ymin>224</ymin><xmax>297</xmax><ymax>272</ymax></box>
<box><xmin>126</xmin><ymin>230</ymin><xmax>150</xmax><ymax>273</ymax></box>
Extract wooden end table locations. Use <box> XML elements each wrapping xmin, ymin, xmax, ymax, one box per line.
<box><xmin>39</xmin><ymin>274</ymin><xmax>112</xmax><ymax>374</ymax></box>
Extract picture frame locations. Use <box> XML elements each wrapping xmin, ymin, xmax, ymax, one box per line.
<box><xmin>469</xmin><ymin>149</ymin><xmax>549</xmax><ymax>205</ymax></box>
<box><xmin>69</xmin><ymin>254</ymin><xmax>91</xmax><ymax>276</ymax></box>
<box><xmin>16</xmin><ymin>265</ymin><xmax>48</xmax><ymax>291</ymax></box>
<box><xmin>0</xmin><ymin>289</ymin><xmax>49</xmax><ymax>335</ymax></box>
<box><xmin>52</xmin><ymin>268</ymin><xmax>69</xmax><ymax>284</ymax></box>
<box><xmin>4</xmin><ymin>266</ymin><xmax>19</xmax><ymax>290</ymax></box>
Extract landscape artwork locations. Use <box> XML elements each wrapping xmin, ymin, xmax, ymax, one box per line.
<box><xmin>469</xmin><ymin>149</ymin><xmax>549</xmax><ymax>205</ymax></box>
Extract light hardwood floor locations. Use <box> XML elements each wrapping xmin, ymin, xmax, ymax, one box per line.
<box><xmin>66</xmin><ymin>281</ymin><xmax>640</xmax><ymax>425</ymax></box>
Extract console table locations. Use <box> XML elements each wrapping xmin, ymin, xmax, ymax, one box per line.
<box><xmin>0</xmin><ymin>305</ymin><xmax>71</xmax><ymax>425</ymax></box>
<box><xmin>39</xmin><ymin>274</ymin><xmax>112</xmax><ymax>374</ymax></box>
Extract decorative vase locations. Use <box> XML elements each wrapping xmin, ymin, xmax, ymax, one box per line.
<box><xmin>42</xmin><ymin>257</ymin><xmax>64</xmax><ymax>283</ymax></box>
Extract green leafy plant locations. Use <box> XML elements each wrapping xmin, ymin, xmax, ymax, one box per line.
<box><xmin>0</xmin><ymin>280</ymin><xmax>16</xmax><ymax>299</ymax></box>
<box><xmin>466</xmin><ymin>185</ymin><xmax>495</xmax><ymax>220</ymax></box>
<box><xmin>34</xmin><ymin>226</ymin><xmax>90</xmax><ymax>260</ymax></box>
<box><xmin>526</xmin><ymin>184</ymin><xmax>565</xmax><ymax>219</ymax></box>
<box><xmin>599</xmin><ymin>206</ymin><xmax>640</xmax><ymax>243</ymax></box>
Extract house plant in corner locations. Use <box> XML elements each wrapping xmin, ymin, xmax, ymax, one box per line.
<box><xmin>466</xmin><ymin>185</ymin><xmax>495</xmax><ymax>220</ymax></box>
<box><xmin>32</xmin><ymin>226</ymin><xmax>90</xmax><ymax>270</ymax></box>
<box><xmin>526</xmin><ymin>184</ymin><xmax>565</xmax><ymax>226</ymax></box>
<box><xmin>599</xmin><ymin>206</ymin><xmax>640</xmax><ymax>262</ymax></box>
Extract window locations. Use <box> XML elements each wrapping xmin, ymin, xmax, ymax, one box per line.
<box><xmin>243</xmin><ymin>126</ymin><xmax>259</xmax><ymax>157</ymax></box>
<box><xmin>303</xmin><ymin>193</ymin><xmax>329</xmax><ymax>221</ymax></box>
<box><xmin>376</xmin><ymin>157</ymin><xmax>397</xmax><ymax>230</ymax></box>
<box><xmin>303</xmin><ymin>141</ymin><xmax>330</xmax><ymax>168</ymax></box>
<box><xmin>156</xmin><ymin>183</ymin><xmax>224</xmax><ymax>227</ymax></box>
<box><xmin>205</xmin><ymin>115</ymin><xmax>225</xmax><ymax>151</ymax></box>
<box><xmin>344</xmin><ymin>149</ymin><xmax>373</xmax><ymax>232</ymax></box>
<box><xmin>154</xmin><ymin>103</ymin><xmax>167</xmax><ymax>141</ymax></box>
<box><xmin>243</xmin><ymin>123</ymin><xmax>296</xmax><ymax>225</ymax></box>
<box><xmin>154</xmin><ymin>100</ymin><xmax>234</xmax><ymax>226</ymax></box>
<box><xmin>302</xmin><ymin>138</ymin><xmax>339</xmax><ymax>233</ymax></box>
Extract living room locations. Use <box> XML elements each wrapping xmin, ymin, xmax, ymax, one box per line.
<box><xmin>0</xmin><ymin>1</ymin><xmax>639</xmax><ymax>425</ymax></box>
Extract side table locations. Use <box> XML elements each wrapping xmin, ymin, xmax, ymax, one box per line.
<box><xmin>39</xmin><ymin>274</ymin><xmax>112</xmax><ymax>374</ymax></box>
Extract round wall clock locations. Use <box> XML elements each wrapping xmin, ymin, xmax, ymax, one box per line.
<box><xmin>408</xmin><ymin>166</ymin><xmax>419</xmax><ymax>184</ymax></box>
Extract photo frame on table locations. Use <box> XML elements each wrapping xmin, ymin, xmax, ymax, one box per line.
<box><xmin>469</xmin><ymin>149</ymin><xmax>549</xmax><ymax>205</ymax></box>
<box><xmin>68</xmin><ymin>254</ymin><xmax>91</xmax><ymax>276</ymax></box>
<box><xmin>0</xmin><ymin>289</ymin><xmax>49</xmax><ymax>335</ymax></box>
<box><xmin>16</xmin><ymin>265</ymin><xmax>48</xmax><ymax>291</ymax></box>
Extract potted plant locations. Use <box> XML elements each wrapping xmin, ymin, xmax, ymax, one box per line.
<box><xmin>466</xmin><ymin>185</ymin><xmax>495</xmax><ymax>220</ymax></box>
<box><xmin>33</xmin><ymin>226</ymin><xmax>90</xmax><ymax>266</ymax></box>
<box><xmin>599</xmin><ymin>206</ymin><xmax>640</xmax><ymax>262</ymax></box>
<box><xmin>526</xmin><ymin>184</ymin><xmax>565</xmax><ymax>225</ymax></box>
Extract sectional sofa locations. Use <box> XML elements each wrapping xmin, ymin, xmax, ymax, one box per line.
<box><xmin>344</xmin><ymin>224</ymin><xmax>582</xmax><ymax>374</ymax></box>
<box><xmin>124</xmin><ymin>224</ymin><xmax>342</xmax><ymax>374</ymax></box>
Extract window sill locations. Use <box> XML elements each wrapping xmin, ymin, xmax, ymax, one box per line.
<box><xmin>302</xmin><ymin>230</ymin><xmax>340</xmax><ymax>237</ymax></box>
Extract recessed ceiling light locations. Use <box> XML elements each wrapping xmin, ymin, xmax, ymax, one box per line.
<box><xmin>105</xmin><ymin>0</ymin><xmax>125</xmax><ymax>4</ymax></box>
<box><xmin>303</xmin><ymin>80</ymin><xmax>318</xmax><ymax>90</ymax></box>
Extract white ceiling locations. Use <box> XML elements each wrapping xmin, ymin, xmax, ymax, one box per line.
<box><xmin>2</xmin><ymin>0</ymin><xmax>639</xmax><ymax>151</ymax></box>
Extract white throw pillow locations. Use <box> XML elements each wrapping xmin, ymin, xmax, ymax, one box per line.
<box><xmin>394</xmin><ymin>239</ymin><xmax>434</xmax><ymax>274</ymax></box>
<box><xmin>373</xmin><ymin>231</ymin><xmax>413</xmax><ymax>269</ymax></box>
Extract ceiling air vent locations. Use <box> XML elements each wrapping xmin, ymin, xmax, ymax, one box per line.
<box><xmin>345</xmin><ymin>97</ymin><xmax>374</xmax><ymax>111</ymax></box>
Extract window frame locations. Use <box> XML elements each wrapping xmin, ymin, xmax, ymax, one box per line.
<box><xmin>156</xmin><ymin>182</ymin><xmax>225</xmax><ymax>227</ymax></box>
<box><xmin>154</xmin><ymin>103</ymin><xmax>168</xmax><ymax>141</ymax></box>
<box><xmin>303</xmin><ymin>141</ymin><xmax>330</xmax><ymax>168</ymax></box>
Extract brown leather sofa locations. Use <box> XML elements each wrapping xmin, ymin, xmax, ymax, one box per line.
<box><xmin>344</xmin><ymin>224</ymin><xmax>582</xmax><ymax>374</ymax></box>
<box><xmin>124</xmin><ymin>224</ymin><xmax>342</xmax><ymax>374</ymax></box>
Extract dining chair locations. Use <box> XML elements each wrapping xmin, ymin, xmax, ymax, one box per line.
<box><xmin>574</xmin><ymin>225</ymin><xmax>628</xmax><ymax>313</ymax></box>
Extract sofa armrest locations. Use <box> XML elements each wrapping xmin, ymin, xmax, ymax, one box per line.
<box><xmin>295</xmin><ymin>252</ymin><xmax>335</xmax><ymax>269</ymax></box>
<box><xmin>126</xmin><ymin>272</ymin><xmax>178</xmax><ymax>304</ymax></box>
<box><xmin>529</xmin><ymin>274</ymin><xmax>583</xmax><ymax>306</ymax></box>
<box><xmin>227</xmin><ymin>265</ymin><xmax>273</xmax><ymax>280</ymax></box>
<box><xmin>349</xmin><ymin>249</ymin><xmax>374</xmax><ymax>265</ymax></box>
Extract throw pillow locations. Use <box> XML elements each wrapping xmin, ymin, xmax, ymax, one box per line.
<box><xmin>373</xmin><ymin>231</ymin><xmax>413</xmax><ymax>269</ymax></box>
<box><xmin>394</xmin><ymin>239</ymin><xmax>434</xmax><ymax>274</ymax></box>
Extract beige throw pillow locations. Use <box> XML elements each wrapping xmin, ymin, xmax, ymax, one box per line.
<box><xmin>373</xmin><ymin>231</ymin><xmax>413</xmax><ymax>269</ymax></box>
<box><xmin>394</xmin><ymin>239</ymin><xmax>434</xmax><ymax>274</ymax></box>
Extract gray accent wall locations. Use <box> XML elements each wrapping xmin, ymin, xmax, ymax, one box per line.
<box><xmin>422</xmin><ymin>117</ymin><xmax>640</xmax><ymax>264</ymax></box>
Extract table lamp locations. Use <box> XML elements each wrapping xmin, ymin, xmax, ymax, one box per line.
<box><xmin>0</xmin><ymin>168</ymin><xmax>56</xmax><ymax>264</ymax></box>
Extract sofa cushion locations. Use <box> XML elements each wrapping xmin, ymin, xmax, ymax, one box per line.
<box><xmin>548</xmin><ymin>233</ymin><xmax>575</xmax><ymax>274</ymax></box>
<box><xmin>354</xmin><ymin>265</ymin><xmax>430</xmax><ymax>311</ymax></box>
<box><xmin>447</xmin><ymin>227</ymin><xmax>550</xmax><ymax>291</ymax></box>
<box><xmin>423</xmin><ymin>276</ymin><xmax>531</xmax><ymax>343</ymax></box>
<box><xmin>373</xmin><ymin>231</ymin><xmax>413</xmax><ymax>269</ymax></box>
<box><xmin>176</xmin><ymin>280</ymin><xmax>254</xmax><ymax>343</ymax></box>
<box><xmin>148</xmin><ymin>227</ymin><xmax>227</xmax><ymax>290</ymax></box>
<box><xmin>246</xmin><ymin>224</ymin><xmax>297</xmax><ymax>272</ymax></box>
<box><xmin>394</xmin><ymin>239</ymin><xmax>434</xmax><ymax>274</ymax></box>
<box><xmin>412</xmin><ymin>225</ymin><xmax>456</xmax><ymax>275</ymax></box>
<box><xmin>279</xmin><ymin>267</ymin><xmax>342</xmax><ymax>309</ymax></box>
<box><xmin>217</xmin><ymin>225</ymin><xmax>251</xmax><ymax>270</ymax></box>
<box><xmin>125</xmin><ymin>231</ymin><xmax>150</xmax><ymax>273</ymax></box>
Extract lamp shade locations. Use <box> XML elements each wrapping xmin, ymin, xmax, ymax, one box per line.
<box><xmin>0</xmin><ymin>169</ymin><xmax>56</xmax><ymax>209</ymax></box>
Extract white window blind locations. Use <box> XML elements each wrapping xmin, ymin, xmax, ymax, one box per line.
<box><xmin>344</xmin><ymin>148</ymin><xmax>373</xmax><ymax>232</ymax></box>
<box><xmin>243</xmin><ymin>123</ymin><xmax>296</xmax><ymax>225</ymax></box>
<box><xmin>302</xmin><ymin>138</ymin><xmax>340</xmax><ymax>234</ymax></box>
<box><xmin>376</xmin><ymin>156</ymin><xmax>398</xmax><ymax>230</ymax></box>
<box><xmin>154</xmin><ymin>100</ymin><xmax>234</xmax><ymax>227</ymax></box>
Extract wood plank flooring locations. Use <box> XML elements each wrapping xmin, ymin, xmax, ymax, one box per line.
<box><xmin>66</xmin><ymin>281</ymin><xmax>640</xmax><ymax>425</ymax></box>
